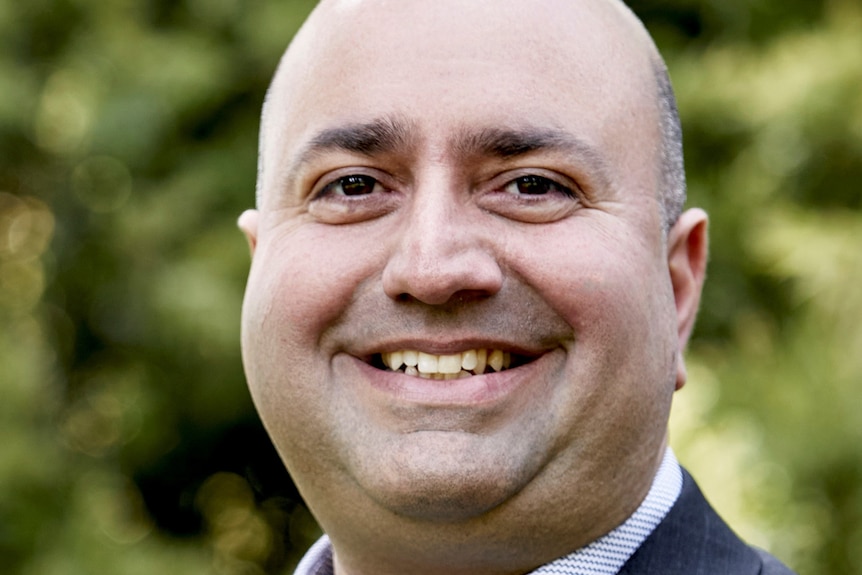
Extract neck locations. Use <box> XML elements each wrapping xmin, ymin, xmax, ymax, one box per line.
<box><xmin>311</xmin><ymin>445</ymin><xmax>671</xmax><ymax>575</ymax></box>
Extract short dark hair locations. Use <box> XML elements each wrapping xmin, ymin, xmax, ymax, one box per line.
<box><xmin>654</xmin><ymin>61</ymin><xmax>687</xmax><ymax>231</ymax></box>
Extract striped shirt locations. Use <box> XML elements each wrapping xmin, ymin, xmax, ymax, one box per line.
<box><xmin>294</xmin><ymin>448</ymin><xmax>683</xmax><ymax>575</ymax></box>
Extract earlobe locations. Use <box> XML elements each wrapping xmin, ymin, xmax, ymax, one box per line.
<box><xmin>238</xmin><ymin>209</ymin><xmax>260</xmax><ymax>256</ymax></box>
<box><xmin>667</xmin><ymin>208</ymin><xmax>709</xmax><ymax>390</ymax></box>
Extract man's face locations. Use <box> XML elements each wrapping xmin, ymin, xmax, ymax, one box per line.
<box><xmin>241</xmin><ymin>0</ymin><xmax>702</xmax><ymax>557</ymax></box>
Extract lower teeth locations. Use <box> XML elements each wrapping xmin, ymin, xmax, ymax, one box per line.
<box><xmin>393</xmin><ymin>366</ymin><xmax>504</xmax><ymax>378</ymax></box>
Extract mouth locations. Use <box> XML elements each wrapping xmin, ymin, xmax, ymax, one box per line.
<box><xmin>371</xmin><ymin>348</ymin><xmax>530</xmax><ymax>379</ymax></box>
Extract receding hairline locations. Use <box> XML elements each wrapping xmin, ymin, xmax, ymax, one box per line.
<box><xmin>602</xmin><ymin>0</ymin><xmax>688</xmax><ymax>230</ymax></box>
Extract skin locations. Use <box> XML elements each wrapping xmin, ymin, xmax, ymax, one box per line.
<box><xmin>239</xmin><ymin>1</ymin><xmax>709</xmax><ymax>574</ymax></box>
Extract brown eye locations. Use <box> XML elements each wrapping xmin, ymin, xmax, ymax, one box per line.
<box><xmin>322</xmin><ymin>174</ymin><xmax>380</xmax><ymax>196</ymax></box>
<box><xmin>308</xmin><ymin>172</ymin><xmax>398</xmax><ymax>224</ymax></box>
<box><xmin>504</xmin><ymin>175</ymin><xmax>573</xmax><ymax>197</ymax></box>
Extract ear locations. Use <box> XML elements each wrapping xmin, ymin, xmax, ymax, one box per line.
<box><xmin>667</xmin><ymin>208</ymin><xmax>709</xmax><ymax>390</ymax></box>
<box><xmin>238</xmin><ymin>209</ymin><xmax>260</xmax><ymax>256</ymax></box>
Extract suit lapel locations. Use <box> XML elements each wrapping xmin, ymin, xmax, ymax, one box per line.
<box><xmin>618</xmin><ymin>470</ymin><xmax>762</xmax><ymax>574</ymax></box>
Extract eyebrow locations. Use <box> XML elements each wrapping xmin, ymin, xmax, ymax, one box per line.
<box><xmin>454</xmin><ymin>126</ymin><xmax>583</xmax><ymax>158</ymax></box>
<box><xmin>280</xmin><ymin>118</ymin><xmax>611</xmax><ymax>193</ymax></box>
<box><xmin>454</xmin><ymin>126</ymin><xmax>613</xmax><ymax>188</ymax></box>
<box><xmin>290</xmin><ymin>117</ymin><xmax>416</xmax><ymax>172</ymax></box>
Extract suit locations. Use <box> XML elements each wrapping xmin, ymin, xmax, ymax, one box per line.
<box><xmin>619</xmin><ymin>470</ymin><xmax>795</xmax><ymax>574</ymax></box>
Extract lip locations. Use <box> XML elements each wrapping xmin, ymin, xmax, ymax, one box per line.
<box><xmin>343</xmin><ymin>346</ymin><xmax>562</xmax><ymax>407</ymax></box>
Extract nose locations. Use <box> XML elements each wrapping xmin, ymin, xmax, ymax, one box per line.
<box><xmin>382</xmin><ymin>186</ymin><xmax>503</xmax><ymax>305</ymax></box>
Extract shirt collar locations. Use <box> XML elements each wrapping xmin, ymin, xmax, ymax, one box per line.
<box><xmin>293</xmin><ymin>448</ymin><xmax>683</xmax><ymax>575</ymax></box>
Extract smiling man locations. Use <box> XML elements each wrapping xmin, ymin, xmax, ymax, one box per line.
<box><xmin>238</xmin><ymin>1</ymin><xmax>795</xmax><ymax>574</ymax></box>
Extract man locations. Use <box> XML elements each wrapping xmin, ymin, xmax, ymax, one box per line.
<box><xmin>238</xmin><ymin>0</ymin><xmax>796</xmax><ymax>573</ymax></box>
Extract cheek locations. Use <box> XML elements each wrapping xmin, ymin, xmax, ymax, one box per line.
<box><xmin>511</xmin><ymin>228</ymin><xmax>677</xmax><ymax>385</ymax></box>
<box><xmin>529</xmin><ymin>243</ymin><xmax>677</xmax><ymax>450</ymax></box>
<box><xmin>241</xmin><ymin>226</ymin><xmax>385</xmax><ymax>465</ymax></box>
<box><xmin>241</xmin><ymin>226</ymin><xmax>382</xmax><ymax>408</ymax></box>
<box><xmin>518</xmin><ymin>242</ymin><xmax>655</xmax><ymax>329</ymax></box>
<box><xmin>247</xmin><ymin>226</ymin><xmax>381</xmax><ymax>341</ymax></box>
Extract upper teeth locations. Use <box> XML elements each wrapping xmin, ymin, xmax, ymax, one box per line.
<box><xmin>381</xmin><ymin>349</ymin><xmax>511</xmax><ymax>379</ymax></box>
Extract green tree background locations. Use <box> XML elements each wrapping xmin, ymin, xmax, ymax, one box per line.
<box><xmin>1</xmin><ymin>0</ymin><xmax>859</xmax><ymax>573</ymax></box>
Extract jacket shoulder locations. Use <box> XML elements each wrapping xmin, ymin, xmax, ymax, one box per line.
<box><xmin>619</xmin><ymin>469</ymin><xmax>798</xmax><ymax>574</ymax></box>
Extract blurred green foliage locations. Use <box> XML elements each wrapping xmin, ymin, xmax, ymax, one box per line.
<box><xmin>0</xmin><ymin>0</ymin><xmax>859</xmax><ymax>573</ymax></box>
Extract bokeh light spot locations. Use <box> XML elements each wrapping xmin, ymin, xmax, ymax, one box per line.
<box><xmin>72</xmin><ymin>156</ymin><xmax>132</xmax><ymax>213</ymax></box>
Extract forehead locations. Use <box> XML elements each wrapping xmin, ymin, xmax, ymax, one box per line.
<box><xmin>263</xmin><ymin>0</ymin><xmax>659</xmax><ymax>195</ymax></box>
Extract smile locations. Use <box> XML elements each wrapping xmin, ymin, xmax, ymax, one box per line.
<box><xmin>376</xmin><ymin>349</ymin><xmax>518</xmax><ymax>379</ymax></box>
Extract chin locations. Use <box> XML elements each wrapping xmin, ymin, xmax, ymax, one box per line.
<box><xmin>352</xmin><ymin>432</ymin><xmax>543</xmax><ymax>523</ymax></box>
<box><xmin>369</xmin><ymin>472</ymin><xmax>520</xmax><ymax>523</ymax></box>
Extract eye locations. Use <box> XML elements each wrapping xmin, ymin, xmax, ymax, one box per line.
<box><xmin>308</xmin><ymin>172</ymin><xmax>398</xmax><ymax>224</ymax></box>
<box><xmin>503</xmin><ymin>175</ymin><xmax>574</xmax><ymax>198</ymax></box>
<box><xmin>320</xmin><ymin>174</ymin><xmax>381</xmax><ymax>197</ymax></box>
<box><xmin>477</xmin><ymin>172</ymin><xmax>581</xmax><ymax>223</ymax></box>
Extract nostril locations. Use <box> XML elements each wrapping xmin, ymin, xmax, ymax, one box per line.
<box><xmin>381</xmin><ymin>234</ymin><xmax>504</xmax><ymax>305</ymax></box>
<box><xmin>392</xmin><ymin>289</ymin><xmax>496</xmax><ymax>307</ymax></box>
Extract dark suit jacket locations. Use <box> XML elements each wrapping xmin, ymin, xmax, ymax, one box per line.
<box><xmin>619</xmin><ymin>470</ymin><xmax>796</xmax><ymax>574</ymax></box>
